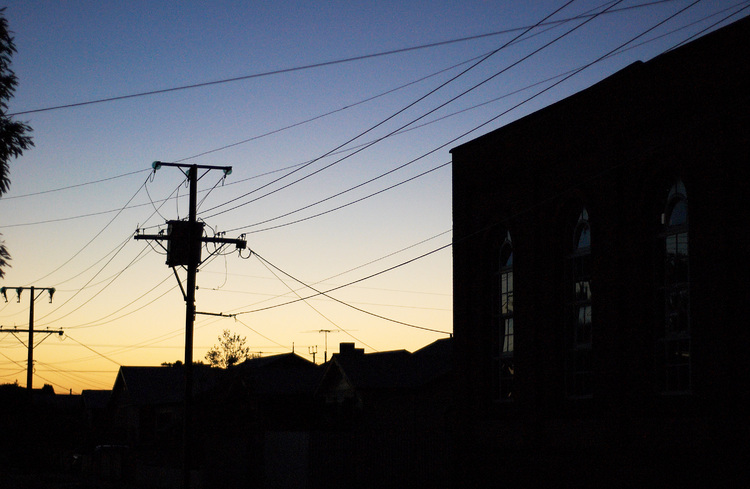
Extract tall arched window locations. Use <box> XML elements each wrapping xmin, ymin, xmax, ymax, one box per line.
<box><xmin>659</xmin><ymin>180</ymin><xmax>690</xmax><ymax>393</ymax></box>
<box><xmin>567</xmin><ymin>208</ymin><xmax>592</xmax><ymax>398</ymax></box>
<box><xmin>493</xmin><ymin>232</ymin><xmax>514</xmax><ymax>401</ymax></box>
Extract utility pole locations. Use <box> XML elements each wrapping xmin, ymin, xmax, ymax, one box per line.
<box><xmin>308</xmin><ymin>345</ymin><xmax>318</xmax><ymax>364</ymax></box>
<box><xmin>134</xmin><ymin>161</ymin><xmax>246</xmax><ymax>489</ymax></box>
<box><xmin>0</xmin><ymin>286</ymin><xmax>60</xmax><ymax>393</ymax></box>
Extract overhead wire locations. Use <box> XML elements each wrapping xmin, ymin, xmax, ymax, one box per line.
<box><xmin>219</xmin><ymin>2</ymin><xmax>603</xmax><ymax>233</ymax></box>
<box><xmin>186</xmin><ymin>1</ymin><xmax>700</xmax><ymax>352</ymax></box>
<box><xmin>171</xmin><ymin>0</ymin><xmax>612</xmax><ymax>163</ymax></box>
<box><xmin>52</xmin><ymin>325</ymin><xmax>188</xmax><ymax>364</ymax></box>
<box><xmin>255</xmin><ymin>253</ymin><xmax>377</xmax><ymax>351</ymax></box>
<box><xmin>232</xmin><ymin>316</ymin><xmax>292</xmax><ymax>352</ymax></box>
<box><xmin>25</xmin><ymin>173</ymin><xmax>185</xmax><ymax>328</ymax></box>
<box><xmin>213</xmin><ymin>229</ymin><xmax>452</xmax><ymax>310</ymax></box>
<box><xmin>193</xmin><ymin>228</ymin><xmax>452</xmax><ymax>349</ymax></box>
<box><xmin>231</xmin><ymin>161</ymin><xmax>451</xmax><ymax>234</ymax></box>
<box><xmin>200</xmin><ymin>0</ymin><xmax>582</xmax><ymax>220</ymax></box>
<box><xmin>3</xmin><ymin>2</ymin><xmax>722</xmax><ymax>233</ymax></box>
<box><xmin>664</xmin><ymin>0</ymin><xmax>750</xmax><ymax>49</ymax></box>
<box><xmin>226</xmin><ymin>0</ymin><xmax>713</xmax><ymax>322</ymax></box>
<box><xmin>33</xmin><ymin>240</ymin><xmax>149</xmax><ymax>326</ymax></box>
<box><xmin>16</xmin><ymin>1</ymin><xmax>742</xmax><ymax>390</ymax></box>
<box><xmin>51</xmin><ymin>234</ymin><xmax>141</xmax><ymax>289</ymax></box>
<box><xmin>254</xmin><ymin>252</ymin><xmax>449</xmax><ymax>337</ymax></box>
<box><xmin>62</xmin><ymin>273</ymin><xmax>176</xmax><ymax>330</ymax></box>
<box><xmin>63</xmin><ymin>334</ymin><xmax>122</xmax><ymax>366</ymax></box>
<box><xmin>233</xmin><ymin>242</ymin><xmax>452</xmax><ymax>317</ymax></box>
<box><xmin>7</xmin><ymin>0</ymin><xmax>677</xmax><ymax>118</ymax></box>
<box><xmin>24</xmin><ymin>172</ymin><xmax>151</xmax><ymax>284</ymax></box>
<box><xmin>224</xmin><ymin>1</ymin><xmax>748</xmax><ymax>235</ymax></box>
<box><xmin>35</xmin><ymin>361</ymin><xmax>114</xmax><ymax>390</ymax></box>
<box><xmin>173</xmin><ymin>51</ymin><xmax>487</xmax><ymax>162</ymax></box>
<box><xmin>0</xmin><ymin>168</ymin><xmax>150</xmax><ymax>201</ymax></box>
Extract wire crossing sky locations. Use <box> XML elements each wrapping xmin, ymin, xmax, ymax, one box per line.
<box><xmin>1</xmin><ymin>0</ymin><xmax>747</xmax><ymax>394</ymax></box>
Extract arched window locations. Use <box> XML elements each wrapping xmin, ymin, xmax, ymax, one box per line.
<box><xmin>567</xmin><ymin>208</ymin><xmax>592</xmax><ymax>398</ymax></box>
<box><xmin>659</xmin><ymin>180</ymin><xmax>690</xmax><ymax>393</ymax></box>
<box><xmin>493</xmin><ymin>232</ymin><xmax>514</xmax><ymax>401</ymax></box>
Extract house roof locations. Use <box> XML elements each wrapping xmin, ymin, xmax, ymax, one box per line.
<box><xmin>236</xmin><ymin>351</ymin><xmax>314</xmax><ymax>370</ymax></box>
<box><xmin>450</xmin><ymin>15</ymin><xmax>750</xmax><ymax>157</ymax></box>
<box><xmin>318</xmin><ymin>338</ymin><xmax>453</xmax><ymax>395</ymax></box>
<box><xmin>233</xmin><ymin>352</ymin><xmax>322</xmax><ymax>397</ymax></box>
<box><xmin>113</xmin><ymin>365</ymin><xmax>223</xmax><ymax>406</ymax></box>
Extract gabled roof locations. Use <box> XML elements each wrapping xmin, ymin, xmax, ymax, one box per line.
<box><xmin>318</xmin><ymin>338</ymin><xmax>453</xmax><ymax>395</ymax></box>
<box><xmin>236</xmin><ymin>351</ymin><xmax>314</xmax><ymax>370</ymax></box>
<box><xmin>233</xmin><ymin>352</ymin><xmax>322</xmax><ymax>397</ymax></box>
<box><xmin>333</xmin><ymin>349</ymin><xmax>413</xmax><ymax>391</ymax></box>
<box><xmin>112</xmin><ymin>365</ymin><xmax>223</xmax><ymax>406</ymax></box>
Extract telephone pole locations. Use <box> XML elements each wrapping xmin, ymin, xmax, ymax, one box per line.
<box><xmin>0</xmin><ymin>286</ymin><xmax>60</xmax><ymax>393</ymax></box>
<box><xmin>134</xmin><ymin>161</ymin><xmax>246</xmax><ymax>489</ymax></box>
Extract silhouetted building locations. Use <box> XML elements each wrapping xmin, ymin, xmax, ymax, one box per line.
<box><xmin>314</xmin><ymin>340</ymin><xmax>453</xmax><ymax>489</ymax></box>
<box><xmin>202</xmin><ymin>352</ymin><xmax>322</xmax><ymax>489</ymax></box>
<box><xmin>450</xmin><ymin>16</ymin><xmax>750</xmax><ymax>488</ymax></box>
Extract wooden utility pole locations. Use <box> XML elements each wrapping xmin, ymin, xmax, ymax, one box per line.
<box><xmin>0</xmin><ymin>286</ymin><xmax>60</xmax><ymax>392</ymax></box>
<box><xmin>134</xmin><ymin>161</ymin><xmax>246</xmax><ymax>489</ymax></box>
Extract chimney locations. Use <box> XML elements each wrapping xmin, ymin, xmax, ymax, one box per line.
<box><xmin>339</xmin><ymin>342</ymin><xmax>364</xmax><ymax>357</ymax></box>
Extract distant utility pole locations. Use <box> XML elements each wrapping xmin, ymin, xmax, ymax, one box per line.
<box><xmin>0</xmin><ymin>286</ymin><xmax>61</xmax><ymax>392</ymax></box>
<box><xmin>134</xmin><ymin>161</ymin><xmax>246</xmax><ymax>489</ymax></box>
<box><xmin>308</xmin><ymin>345</ymin><xmax>318</xmax><ymax>364</ymax></box>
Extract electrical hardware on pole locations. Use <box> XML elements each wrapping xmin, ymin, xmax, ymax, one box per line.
<box><xmin>0</xmin><ymin>286</ymin><xmax>60</xmax><ymax>393</ymax></box>
<box><xmin>133</xmin><ymin>161</ymin><xmax>246</xmax><ymax>489</ymax></box>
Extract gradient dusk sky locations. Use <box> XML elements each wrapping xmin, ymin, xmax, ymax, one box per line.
<box><xmin>1</xmin><ymin>0</ymin><xmax>747</xmax><ymax>393</ymax></box>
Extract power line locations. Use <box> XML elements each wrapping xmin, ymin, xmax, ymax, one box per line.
<box><xmin>233</xmin><ymin>243</ymin><xmax>452</xmax><ymax>317</ymax></box>
<box><xmin>193</xmin><ymin>229</ymin><xmax>452</xmax><ymax>327</ymax></box>
<box><xmin>201</xmin><ymin>0</ymin><xmax>583</xmax><ymax>221</ymax></box>
<box><xmin>7</xmin><ymin>1</ymin><xmax>677</xmax><ymax>117</ymax></box>
<box><xmin>255</xmin><ymin>253</ymin><xmax>376</xmax><ymax>351</ymax></box>
<box><xmin>232</xmin><ymin>317</ymin><xmax>291</xmax><ymax>352</ymax></box>
<box><xmin>10</xmin><ymin>0</ymin><xmax>740</xmax><ymax>392</ymax></box>
<box><xmin>5</xmin><ymin>3</ymin><xmax>729</xmax><ymax>232</ymax></box>
<box><xmin>0</xmin><ymin>169</ymin><xmax>150</xmax><ymax>201</ymax></box>
<box><xmin>62</xmin><ymin>273</ymin><xmax>176</xmax><ymax>330</ymax></box>
<box><xmin>254</xmin><ymin>252</ymin><xmax>450</xmax><ymax>337</ymax></box>
<box><xmin>25</xmin><ymin>173</ymin><xmax>150</xmax><ymax>284</ymax></box>
<box><xmin>63</xmin><ymin>334</ymin><xmax>122</xmax><ymax>367</ymax></box>
<box><xmin>221</xmin><ymin>0</ymin><xmax>724</xmax><ymax>352</ymax></box>
<box><xmin>201</xmin><ymin>1</ymin><xmax>746</xmax><ymax>229</ymax></box>
<box><xmin>664</xmin><ymin>0</ymin><xmax>750</xmax><ymax>50</ymax></box>
<box><xmin>33</xmin><ymin>240</ymin><xmax>147</xmax><ymax>326</ymax></box>
<box><xmin>231</xmin><ymin>161</ymin><xmax>451</xmax><ymax>234</ymax></box>
<box><xmin>235</xmin><ymin>0</ymin><xmax>746</xmax><ymax>237</ymax></box>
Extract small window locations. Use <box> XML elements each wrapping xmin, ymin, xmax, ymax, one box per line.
<box><xmin>493</xmin><ymin>232</ymin><xmax>514</xmax><ymax>402</ymax></box>
<box><xmin>658</xmin><ymin>180</ymin><xmax>691</xmax><ymax>393</ymax></box>
<box><xmin>574</xmin><ymin>208</ymin><xmax>591</xmax><ymax>250</ymax></box>
<box><xmin>567</xmin><ymin>208</ymin><xmax>593</xmax><ymax>398</ymax></box>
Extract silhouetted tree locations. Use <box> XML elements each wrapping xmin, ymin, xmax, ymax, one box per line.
<box><xmin>0</xmin><ymin>9</ymin><xmax>34</xmax><ymax>278</ymax></box>
<box><xmin>205</xmin><ymin>329</ymin><xmax>250</xmax><ymax>368</ymax></box>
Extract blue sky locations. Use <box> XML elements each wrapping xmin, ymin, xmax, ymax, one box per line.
<box><xmin>1</xmin><ymin>0</ymin><xmax>747</xmax><ymax>393</ymax></box>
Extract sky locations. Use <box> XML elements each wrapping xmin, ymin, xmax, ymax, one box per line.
<box><xmin>0</xmin><ymin>0</ymin><xmax>747</xmax><ymax>394</ymax></box>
